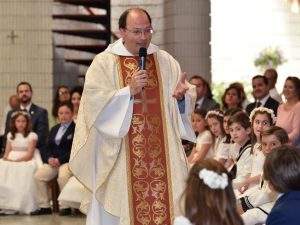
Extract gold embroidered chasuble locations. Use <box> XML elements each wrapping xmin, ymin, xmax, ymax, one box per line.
<box><xmin>119</xmin><ymin>55</ymin><xmax>172</xmax><ymax>225</ymax></box>
<box><xmin>69</xmin><ymin>41</ymin><xmax>195</xmax><ymax>225</ymax></box>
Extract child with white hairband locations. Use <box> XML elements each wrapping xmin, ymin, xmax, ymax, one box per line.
<box><xmin>235</xmin><ymin>107</ymin><xmax>276</xmax><ymax>196</ymax></box>
<box><xmin>0</xmin><ymin>110</ymin><xmax>42</xmax><ymax>215</ymax></box>
<box><xmin>206</xmin><ymin>109</ymin><xmax>229</xmax><ymax>166</ymax></box>
<box><xmin>173</xmin><ymin>159</ymin><xmax>243</xmax><ymax>225</ymax></box>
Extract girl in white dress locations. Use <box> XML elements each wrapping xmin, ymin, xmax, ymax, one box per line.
<box><xmin>236</xmin><ymin>107</ymin><xmax>276</xmax><ymax>196</ymax></box>
<box><xmin>206</xmin><ymin>110</ymin><xmax>229</xmax><ymax>165</ymax></box>
<box><xmin>239</xmin><ymin>126</ymin><xmax>289</xmax><ymax>225</ymax></box>
<box><xmin>187</xmin><ymin>109</ymin><xmax>213</xmax><ymax>165</ymax></box>
<box><xmin>0</xmin><ymin>111</ymin><xmax>42</xmax><ymax>214</ymax></box>
<box><xmin>173</xmin><ymin>159</ymin><xmax>243</xmax><ymax>225</ymax></box>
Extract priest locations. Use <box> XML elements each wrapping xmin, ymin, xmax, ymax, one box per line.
<box><xmin>70</xmin><ymin>8</ymin><xmax>196</xmax><ymax>225</ymax></box>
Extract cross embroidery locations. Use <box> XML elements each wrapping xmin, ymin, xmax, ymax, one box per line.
<box><xmin>134</xmin><ymin>90</ymin><xmax>156</xmax><ymax>114</ymax></box>
<box><xmin>7</xmin><ymin>30</ymin><xmax>18</xmax><ymax>44</ymax></box>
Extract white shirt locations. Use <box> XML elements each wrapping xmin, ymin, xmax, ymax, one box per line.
<box><xmin>20</xmin><ymin>102</ymin><xmax>32</xmax><ymax>112</ymax></box>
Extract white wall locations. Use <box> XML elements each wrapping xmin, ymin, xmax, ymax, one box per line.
<box><xmin>211</xmin><ymin>0</ymin><xmax>300</xmax><ymax>93</ymax></box>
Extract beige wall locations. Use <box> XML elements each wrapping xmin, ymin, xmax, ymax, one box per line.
<box><xmin>111</xmin><ymin>0</ymin><xmax>211</xmax><ymax>80</ymax></box>
<box><xmin>0</xmin><ymin>0</ymin><xmax>53</xmax><ymax>126</ymax></box>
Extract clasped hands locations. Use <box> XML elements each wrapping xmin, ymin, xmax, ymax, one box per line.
<box><xmin>128</xmin><ymin>69</ymin><xmax>189</xmax><ymax>99</ymax></box>
<box><xmin>48</xmin><ymin>157</ymin><xmax>61</xmax><ymax>168</ymax></box>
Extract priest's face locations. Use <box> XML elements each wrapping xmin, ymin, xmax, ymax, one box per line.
<box><xmin>120</xmin><ymin>10</ymin><xmax>152</xmax><ymax>55</ymax></box>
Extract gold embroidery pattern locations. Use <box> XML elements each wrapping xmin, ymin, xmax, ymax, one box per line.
<box><xmin>120</xmin><ymin>55</ymin><xmax>171</xmax><ymax>225</ymax></box>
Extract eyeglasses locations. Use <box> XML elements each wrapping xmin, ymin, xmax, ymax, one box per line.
<box><xmin>59</xmin><ymin>91</ymin><xmax>69</xmax><ymax>96</ymax></box>
<box><xmin>125</xmin><ymin>27</ymin><xmax>154</xmax><ymax>36</ymax></box>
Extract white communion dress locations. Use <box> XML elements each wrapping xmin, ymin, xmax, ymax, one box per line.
<box><xmin>0</xmin><ymin>132</ymin><xmax>42</xmax><ymax>214</ymax></box>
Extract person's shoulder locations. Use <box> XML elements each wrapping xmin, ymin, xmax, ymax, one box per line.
<box><xmin>28</xmin><ymin>132</ymin><xmax>38</xmax><ymax>140</ymax></box>
<box><xmin>203</xmin><ymin>97</ymin><xmax>220</xmax><ymax>108</ymax></box>
<box><xmin>94</xmin><ymin>50</ymin><xmax>115</xmax><ymax>61</ymax></box>
<box><xmin>267</xmin><ymin>96</ymin><xmax>280</xmax><ymax>105</ymax></box>
<box><xmin>294</xmin><ymin>101</ymin><xmax>300</xmax><ymax>111</ymax></box>
<box><xmin>50</xmin><ymin>123</ymin><xmax>61</xmax><ymax>131</ymax></box>
<box><xmin>157</xmin><ymin>49</ymin><xmax>178</xmax><ymax>62</ymax></box>
<box><xmin>31</xmin><ymin>103</ymin><xmax>47</xmax><ymax>113</ymax></box>
<box><xmin>246</xmin><ymin>101</ymin><xmax>255</xmax><ymax>108</ymax></box>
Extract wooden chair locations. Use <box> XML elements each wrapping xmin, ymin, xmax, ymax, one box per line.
<box><xmin>48</xmin><ymin>177</ymin><xmax>60</xmax><ymax>213</ymax></box>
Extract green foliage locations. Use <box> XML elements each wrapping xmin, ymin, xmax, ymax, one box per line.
<box><xmin>254</xmin><ymin>47</ymin><xmax>286</xmax><ymax>70</ymax></box>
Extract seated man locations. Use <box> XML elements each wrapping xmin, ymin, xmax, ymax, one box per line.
<box><xmin>246</xmin><ymin>75</ymin><xmax>279</xmax><ymax>116</ymax></box>
<box><xmin>31</xmin><ymin>102</ymin><xmax>75</xmax><ymax>215</ymax></box>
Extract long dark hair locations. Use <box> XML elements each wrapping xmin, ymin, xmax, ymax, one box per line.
<box><xmin>182</xmin><ymin>159</ymin><xmax>243</xmax><ymax>225</ymax></box>
<box><xmin>9</xmin><ymin>111</ymin><xmax>32</xmax><ymax>140</ymax></box>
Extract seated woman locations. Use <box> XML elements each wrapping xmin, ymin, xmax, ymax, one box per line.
<box><xmin>0</xmin><ymin>111</ymin><xmax>42</xmax><ymax>215</ymax></box>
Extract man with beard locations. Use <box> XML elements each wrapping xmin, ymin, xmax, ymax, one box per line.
<box><xmin>246</xmin><ymin>75</ymin><xmax>279</xmax><ymax>116</ymax></box>
<box><xmin>4</xmin><ymin>82</ymin><xmax>49</xmax><ymax>161</ymax></box>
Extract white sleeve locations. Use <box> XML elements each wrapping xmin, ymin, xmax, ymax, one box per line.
<box><xmin>199</xmin><ymin>131</ymin><xmax>213</xmax><ymax>144</ymax></box>
<box><xmin>29</xmin><ymin>132</ymin><xmax>38</xmax><ymax>141</ymax></box>
<box><xmin>94</xmin><ymin>86</ymin><xmax>133</xmax><ymax>138</ymax></box>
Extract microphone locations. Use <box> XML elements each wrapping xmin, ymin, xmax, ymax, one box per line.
<box><xmin>139</xmin><ymin>47</ymin><xmax>147</xmax><ymax>70</ymax></box>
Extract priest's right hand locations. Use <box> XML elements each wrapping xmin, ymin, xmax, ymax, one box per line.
<box><xmin>128</xmin><ymin>70</ymin><xmax>148</xmax><ymax>96</ymax></box>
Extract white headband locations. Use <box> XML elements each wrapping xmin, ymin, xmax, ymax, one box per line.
<box><xmin>249</xmin><ymin>107</ymin><xmax>276</xmax><ymax>124</ymax></box>
<box><xmin>205</xmin><ymin>110</ymin><xmax>224</xmax><ymax>120</ymax></box>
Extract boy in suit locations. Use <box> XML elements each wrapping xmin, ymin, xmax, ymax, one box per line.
<box><xmin>264</xmin><ymin>145</ymin><xmax>300</xmax><ymax>225</ymax></box>
<box><xmin>32</xmin><ymin>102</ymin><xmax>75</xmax><ymax>215</ymax></box>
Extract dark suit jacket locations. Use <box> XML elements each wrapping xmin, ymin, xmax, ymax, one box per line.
<box><xmin>266</xmin><ymin>191</ymin><xmax>300</xmax><ymax>225</ymax></box>
<box><xmin>195</xmin><ymin>97</ymin><xmax>220</xmax><ymax>112</ymax></box>
<box><xmin>45</xmin><ymin>121</ymin><xmax>75</xmax><ymax>165</ymax></box>
<box><xmin>5</xmin><ymin>103</ymin><xmax>49</xmax><ymax>160</ymax></box>
<box><xmin>246</xmin><ymin>96</ymin><xmax>279</xmax><ymax>116</ymax></box>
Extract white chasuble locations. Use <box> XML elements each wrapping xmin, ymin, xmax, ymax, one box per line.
<box><xmin>69</xmin><ymin>39</ymin><xmax>196</xmax><ymax>225</ymax></box>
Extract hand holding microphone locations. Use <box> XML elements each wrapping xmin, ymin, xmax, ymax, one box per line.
<box><xmin>129</xmin><ymin>47</ymin><xmax>148</xmax><ymax>96</ymax></box>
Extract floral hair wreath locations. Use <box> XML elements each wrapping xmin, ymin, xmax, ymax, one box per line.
<box><xmin>11</xmin><ymin>110</ymin><xmax>30</xmax><ymax>118</ymax></box>
<box><xmin>199</xmin><ymin>168</ymin><xmax>228</xmax><ymax>189</ymax></box>
<box><xmin>173</xmin><ymin>169</ymin><xmax>228</xmax><ymax>225</ymax></box>
<box><xmin>249</xmin><ymin>107</ymin><xmax>276</xmax><ymax>124</ymax></box>
<box><xmin>205</xmin><ymin>110</ymin><xmax>224</xmax><ymax>120</ymax></box>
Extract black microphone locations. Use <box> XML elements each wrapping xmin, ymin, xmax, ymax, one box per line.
<box><xmin>139</xmin><ymin>47</ymin><xmax>147</xmax><ymax>70</ymax></box>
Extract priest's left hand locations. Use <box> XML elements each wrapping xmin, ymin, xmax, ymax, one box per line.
<box><xmin>172</xmin><ymin>72</ymin><xmax>189</xmax><ymax>100</ymax></box>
